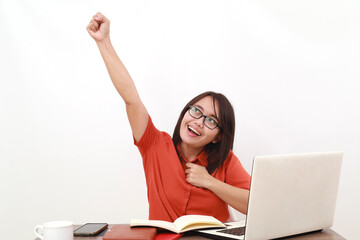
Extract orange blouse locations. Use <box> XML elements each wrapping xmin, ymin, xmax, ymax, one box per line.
<box><xmin>135</xmin><ymin>116</ymin><xmax>251</xmax><ymax>222</ymax></box>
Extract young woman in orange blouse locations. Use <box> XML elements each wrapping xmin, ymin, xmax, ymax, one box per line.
<box><xmin>87</xmin><ymin>12</ymin><xmax>250</xmax><ymax>222</ymax></box>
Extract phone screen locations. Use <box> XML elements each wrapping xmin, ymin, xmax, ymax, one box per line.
<box><xmin>73</xmin><ymin>223</ymin><xmax>108</xmax><ymax>236</ymax></box>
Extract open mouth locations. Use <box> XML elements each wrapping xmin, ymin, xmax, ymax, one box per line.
<box><xmin>188</xmin><ymin>126</ymin><xmax>201</xmax><ymax>136</ymax></box>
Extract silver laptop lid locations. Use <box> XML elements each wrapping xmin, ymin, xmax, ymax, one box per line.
<box><xmin>245</xmin><ymin>151</ymin><xmax>343</xmax><ymax>240</ymax></box>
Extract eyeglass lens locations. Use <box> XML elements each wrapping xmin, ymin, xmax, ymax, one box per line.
<box><xmin>188</xmin><ymin>106</ymin><xmax>218</xmax><ymax>129</ymax></box>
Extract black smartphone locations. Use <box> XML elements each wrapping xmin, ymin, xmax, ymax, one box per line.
<box><xmin>73</xmin><ymin>223</ymin><xmax>108</xmax><ymax>236</ymax></box>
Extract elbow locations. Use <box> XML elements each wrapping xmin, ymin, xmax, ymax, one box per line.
<box><xmin>231</xmin><ymin>201</ymin><xmax>248</xmax><ymax>216</ymax></box>
<box><xmin>242</xmin><ymin>205</ymin><xmax>248</xmax><ymax>215</ymax></box>
<box><xmin>240</xmin><ymin>189</ymin><xmax>250</xmax><ymax>215</ymax></box>
<box><xmin>237</xmin><ymin>204</ymin><xmax>248</xmax><ymax>215</ymax></box>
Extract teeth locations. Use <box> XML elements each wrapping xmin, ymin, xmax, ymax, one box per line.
<box><xmin>188</xmin><ymin>126</ymin><xmax>200</xmax><ymax>136</ymax></box>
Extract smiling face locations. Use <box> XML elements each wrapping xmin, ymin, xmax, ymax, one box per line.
<box><xmin>179</xmin><ymin>96</ymin><xmax>221</xmax><ymax>155</ymax></box>
<box><xmin>172</xmin><ymin>91</ymin><xmax>235</xmax><ymax>173</ymax></box>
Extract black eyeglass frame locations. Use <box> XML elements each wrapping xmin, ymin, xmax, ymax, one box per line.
<box><xmin>187</xmin><ymin>105</ymin><xmax>220</xmax><ymax>130</ymax></box>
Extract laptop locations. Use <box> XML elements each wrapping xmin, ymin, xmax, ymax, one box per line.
<box><xmin>196</xmin><ymin>151</ymin><xmax>343</xmax><ymax>240</ymax></box>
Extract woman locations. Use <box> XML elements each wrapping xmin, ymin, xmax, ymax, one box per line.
<box><xmin>87</xmin><ymin>12</ymin><xmax>251</xmax><ymax>222</ymax></box>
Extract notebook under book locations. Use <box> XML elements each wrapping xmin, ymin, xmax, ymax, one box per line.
<box><xmin>196</xmin><ymin>151</ymin><xmax>343</xmax><ymax>240</ymax></box>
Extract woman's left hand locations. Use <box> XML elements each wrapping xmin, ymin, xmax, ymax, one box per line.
<box><xmin>185</xmin><ymin>163</ymin><xmax>214</xmax><ymax>189</ymax></box>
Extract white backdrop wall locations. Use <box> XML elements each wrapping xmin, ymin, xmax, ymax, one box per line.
<box><xmin>0</xmin><ymin>0</ymin><xmax>359</xmax><ymax>239</ymax></box>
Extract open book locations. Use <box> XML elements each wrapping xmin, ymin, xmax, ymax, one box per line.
<box><xmin>130</xmin><ymin>215</ymin><xmax>226</xmax><ymax>233</ymax></box>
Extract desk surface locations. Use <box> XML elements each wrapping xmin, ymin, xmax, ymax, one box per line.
<box><xmin>35</xmin><ymin>224</ymin><xmax>346</xmax><ymax>240</ymax></box>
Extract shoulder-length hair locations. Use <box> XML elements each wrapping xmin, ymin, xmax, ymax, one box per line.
<box><xmin>172</xmin><ymin>91</ymin><xmax>235</xmax><ymax>174</ymax></box>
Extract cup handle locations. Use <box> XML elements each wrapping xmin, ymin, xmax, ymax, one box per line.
<box><xmin>34</xmin><ymin>225</ymin><xmax>44</xmax><ymax>239</ymax></box>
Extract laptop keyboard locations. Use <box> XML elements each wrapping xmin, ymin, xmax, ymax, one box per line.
<box><xmin>217</xmin><ymin>226</ymin><xmax>246</xmax><ymax>236</ymax></box>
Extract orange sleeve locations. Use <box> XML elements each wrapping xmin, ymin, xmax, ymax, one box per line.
<box><xmin>134</xmin><ymin>116</ymin><xmax>162</xmax><ymax>156</ymax></box>
<box><xmin>224</xmin><ymin>151</ymin><xmax>251</xmax><ymax>190</ymax></box>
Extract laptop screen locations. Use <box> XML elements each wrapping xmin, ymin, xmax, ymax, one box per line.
<box><xmin>195</xmin><ymin>151</ymin><xmax>343</xmax><ymax>240</ymax></box>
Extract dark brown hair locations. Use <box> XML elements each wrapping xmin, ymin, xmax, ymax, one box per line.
<box><xmin>172</xmin><ymin>91</ymin><xmax>235</xmax><ymax>174</ymax></box>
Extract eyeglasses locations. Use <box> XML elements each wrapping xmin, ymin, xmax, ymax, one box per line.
<box><xmin>188</xmin><ymin>105</ymin><xmax>220</xmax><ymax>130</ymax></box>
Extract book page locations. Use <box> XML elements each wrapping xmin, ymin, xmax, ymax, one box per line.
<box><xmin>173</xmin><ymin>215</ymin><xmax>225</xmax><ymax>232</ymax></box>
<box><xmin>130</xmin><ymin>219</ymin><xmax>177</xmax><ymax>233</ymax></box>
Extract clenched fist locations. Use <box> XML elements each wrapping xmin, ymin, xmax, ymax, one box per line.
<box><xmin>86</xmin><ymin>12</ymin><xmax>110</xmax><ymax>42</ymax></box>
<box><xmin>185</xmin><ymin>162</ymin><xmax>214</xmax><ymax>189</ymax></box>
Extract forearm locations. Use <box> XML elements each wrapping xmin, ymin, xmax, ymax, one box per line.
<box><xmin>96</xmin><ymin>36</ymin><xmax>148</xmax><ymax>141</ymax></box>
<box><xmin>96</xmin><ymin>37</ymin><xmax>140</xmax><ymax>105</ymax></box>
<box><xmin>208</xmin><ymin>178</ymin><xmax>250</xmax><ymax>215</ymax></box>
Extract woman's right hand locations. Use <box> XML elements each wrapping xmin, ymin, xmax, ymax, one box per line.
<box><xmin>86</xmin><ymin>12</ymin><xmax>110</xmax><ymax>42</ymax></box>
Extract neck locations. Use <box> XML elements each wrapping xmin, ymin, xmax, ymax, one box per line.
<box><xmin>180</xmin><ymin>142</ymin><xmax>203</xmax><ymax>161</ymax></box>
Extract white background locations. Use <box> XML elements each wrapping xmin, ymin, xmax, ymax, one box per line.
<box><xmin>0</xmin><ymin>0</ymin><xmax>359</xmax><ymax>239</ymax></box>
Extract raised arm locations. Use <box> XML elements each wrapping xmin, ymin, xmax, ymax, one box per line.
<box><xmin>87</xmin><ymin>12</ymin><xmax>148</xmax><ymax>142</ymax></box>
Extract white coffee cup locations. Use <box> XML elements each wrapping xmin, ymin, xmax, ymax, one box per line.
<box><xmin>34</xmin><ymin>221</ymin><xmax>73</xmax><ymax>240</ymax></box>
